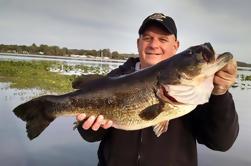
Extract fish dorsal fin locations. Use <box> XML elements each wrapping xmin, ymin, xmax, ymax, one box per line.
<box><xmin>139</xmin><ymin>103</ymin><xmax>163</xmax><ymax>120</ymax></box>
<box><xmin>72</xmin><ymin>74</ymin><xmax>105</xmax><ymax>89</ymax></box>
<box><xmin>153</xmin><ymin>120</ymin><xmax>169</xmax><ymax>137</ymax></box>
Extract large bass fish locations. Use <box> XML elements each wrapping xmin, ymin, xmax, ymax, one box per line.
<box><xmin>13</xmin><ymin>43</ymin><xmax>233</xmax><ymax>140</ymax></box>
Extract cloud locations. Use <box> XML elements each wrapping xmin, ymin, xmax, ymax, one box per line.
<box><xmin>0</xmin><ymin>0</ymin><xmax>250</xmax><ymax>62</ymax></box>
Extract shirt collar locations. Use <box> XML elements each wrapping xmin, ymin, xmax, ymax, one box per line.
<box><xmin>135</xmin><ymin>62</ymin><xmax>142</xmax><ymax>71</ymax></box>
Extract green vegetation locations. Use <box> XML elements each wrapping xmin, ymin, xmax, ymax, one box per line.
<box><xmin>0</xmin><ymin>43</ymin><xmax>138</xmax><ymax>60</ymax></box>
<box><xmin>245</xmin><ymin>75</ymin><xmax>251</xmax><ymax>81</ymax></box>
<box><xmin>0</xmin><ymin>61</ymin><xmax>92</xmax><ymax>93</ymax></box>
<box><xmin>50</xmin><ymin>63</ymin><xmax>111</xmax><ymax>74</ymax></box>
<box><xmin>239</xmin><ymin>74</ymin><xmax>251</xmax><ymax>81</ymax></box>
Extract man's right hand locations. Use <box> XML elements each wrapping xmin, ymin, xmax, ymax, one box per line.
<box><xmin>76</xmin><ymin>114</ymin><xmax>113</xmax><ymax>131</ymax></box>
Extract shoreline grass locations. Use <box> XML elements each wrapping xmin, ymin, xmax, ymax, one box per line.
<box><xmin>0</xmin><ymin>61</ymin><xmax>77</xmax><ymax>93</ymax></box>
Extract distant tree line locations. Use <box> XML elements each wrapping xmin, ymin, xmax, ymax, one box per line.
<box><xmin>0</xmin><ymin>43</ymin><xmax>138</xmax><ymax>60</ymax></box>
<box><xmin>237</xmin><ymin>61</ymin><xmax>251</xmax><ymax>68</ymax></box>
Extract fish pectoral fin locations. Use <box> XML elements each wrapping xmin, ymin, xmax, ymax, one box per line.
<box><xmin>153</xmin><ymin>120</ymin><xmax>169</xmax><ymax>137</ymax></box>
<box><xmin>72</xmin><ymin>74</ymin><xmax>105</xmax><ymax>89</ymax></box>
<box><xmin>139</xmin><ymin>104</ymin><xmax>163</xmax><ymax>120</ymax></box>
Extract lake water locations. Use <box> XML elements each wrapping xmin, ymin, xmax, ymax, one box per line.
<box><xmin>0</xmin><ymin>55</ymin><xmax>251</xmax><ymax>166</ymax></box>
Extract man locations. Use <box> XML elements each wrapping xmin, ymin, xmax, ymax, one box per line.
<box><xmin>76</xmin><ymin>13</ymin><xmax>239</xmax><ymax>166</ymax></box>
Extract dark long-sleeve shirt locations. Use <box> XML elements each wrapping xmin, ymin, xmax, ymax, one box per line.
<box><xmin>78</xmin><ymin>57</ymin><xmax>239</xmax><ymax>166</ymax></box>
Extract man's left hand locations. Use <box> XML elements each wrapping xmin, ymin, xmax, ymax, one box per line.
<box><xmin>212</xmin><ymin>59</ymin><xmax>237</xmax><ymax>95</ymax></box>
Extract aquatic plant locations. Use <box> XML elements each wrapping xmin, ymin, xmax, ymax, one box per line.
<box><xmin>0</xmin><ymin>61</ymin><xmax>80</xmax><ymax>93</ymax></box>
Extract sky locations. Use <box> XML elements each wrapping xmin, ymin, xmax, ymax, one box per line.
<box><xmin>0</xmin><ymin>0</ymin><xmax>250</xmax><ymax>63</ymax></box>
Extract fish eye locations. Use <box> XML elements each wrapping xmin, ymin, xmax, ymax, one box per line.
<box><xmin>188</xmin><ymin>50</ymin><xmax>193</xmax><ymax>55</ymax></box>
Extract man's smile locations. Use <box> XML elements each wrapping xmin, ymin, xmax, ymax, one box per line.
<box><xmin>145</xmin><ymin>52</ymin><xmax>162</xmax><ymax>56</ymax></box>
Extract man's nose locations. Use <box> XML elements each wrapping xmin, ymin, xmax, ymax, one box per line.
<box><xmin>148</xmin><ymin>38</ymin><xmax>159</xmax><ymax>48</ymax></box>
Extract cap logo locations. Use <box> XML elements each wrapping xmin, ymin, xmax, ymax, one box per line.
<box><xmin>148</xmin><ymin>13</ymin><xmax>167</xmax><ymax>22</ymax></box>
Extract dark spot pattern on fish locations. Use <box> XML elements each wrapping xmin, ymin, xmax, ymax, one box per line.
<box><xmin>139</xmin><ymin>103</ymin><xmax>164</xmax><ymax>120</ymax></box>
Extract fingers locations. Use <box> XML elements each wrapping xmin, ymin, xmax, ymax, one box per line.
<box><xmin>221</xmin><ymin>59</ymin><xmax>237</xmax><ymax>75</ymax></box>
<box><xmin>102</xmin><ymin>120</ymin><xmax>113</xmax><ymax>129</ymax></box>
<box><xmin>212</xmin><ymin>60</ymin><xmax>237</xmax><ymax>95</ymax></box>
<box><xmin>213</xmin><ymin>73</ymin><xmax>235</xmax><ymax>95</ymax></box>
<box><xmin>76</xmin><ymin>113</ymin><xmax>87</xmax><ymax>121</ymax></box>
<box><xmin>214</xmin><ymin>71</ymin><xmax>236</xmax><ymax>87</ymax></box>
<box><xmin>214</xmin><ymin>59</ymin><xmax>237</xmax><ymax>85</ymax></box>
<box><xmin>91</xmin><ymin>115</ymin><xmax>104</xmax><ymax>131</ymax></box>
<box><xmin>76</xmin><ymin>114</ymin><xmax>113</xmax><ymax>131</ymax></box>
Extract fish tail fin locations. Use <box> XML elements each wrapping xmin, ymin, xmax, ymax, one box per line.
<box><xmin>13</xmin><ymin>95</ymin><xmax>57</xmax><ymax>140</ymax></box>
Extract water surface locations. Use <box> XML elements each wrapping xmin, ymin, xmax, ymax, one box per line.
<box><xmin>0</xmin><ymin>55</ymin><xmax>251</xmax><ymax>166</ymax></box>
<box><xmin>0</xmin><ymin>82</ymin><xmax>99</xmax><ymax>166</ymax></box>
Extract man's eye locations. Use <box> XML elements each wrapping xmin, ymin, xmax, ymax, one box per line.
<box><xmin>160</xmin><ymin>38</ymin><xmax>168</xmax><ymax>42</ymax></box>
<box><xmin>143</xmin><ymin>36</ymin><xmax>151</xmax><ymax>41</ymax></box>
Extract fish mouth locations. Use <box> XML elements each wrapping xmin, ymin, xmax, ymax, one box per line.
<box><xmin>202</xmin><ymin>43</ymin><xmax>215</xmax><ymax>63</ymax></box>
<box><xmin>202</xmin><ymin>52</ymin><xmax>210</xmax><ymax>63</ymax></box>
<box><xmin>216</xmin><ymin>52</ymin><xmax>233</xmax><ymax>63</ymax></box>
<box><xmin>200</xmin><ymin>52</ymin><xmax>233</xmax><ymax>78</ymax></box>
<box><xmin>203</xmin><ymin>42</ymin><xmax>214</xmax><ymax>54</ymax></box>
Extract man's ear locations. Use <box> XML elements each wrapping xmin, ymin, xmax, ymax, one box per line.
<box><xmin>174</xmin><ymin>40</ymin><xmax>180</xmax><ymax>51</ymax></box>
<box><xmin>137</xmin><ymin>38</ymin><xmax>140</xmax><ymax>52</ymax></box>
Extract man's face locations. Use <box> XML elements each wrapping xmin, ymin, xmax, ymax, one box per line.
<box><xmin>137</xmin><ymin>25</ymin><xmax>179</xmax><ymax>69</ymax></box>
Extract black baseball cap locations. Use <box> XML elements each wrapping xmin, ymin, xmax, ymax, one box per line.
<box><xmin>138</xmin><ymin>13</ymin><xmax>177</xmax><ymax>38</ymax></box>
